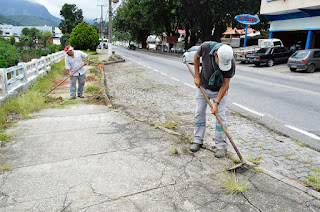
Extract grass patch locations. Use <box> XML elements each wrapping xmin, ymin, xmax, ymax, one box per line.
<box><xmin>219</xmin><ymin>172</ymin><xmax>249</xmax><ymax>194</ymax></box>
<box><xmin>0</xmin><ymin>161</ymin><xmax>12</xmax><ymax>171</ymax></box>
<box><xmin>291</xmin><ymin>138</ymin><xmax>310</xmax><ymax>148</ymax></box>
<box><xmin>306</xmin><ymin>174</ymin><xmax>320</xmax><ymax>191</ymax></box>
<box><xmin>246</xmin><ymin>156</ymin><xmax>263</xmax><ymax>165</ymax></box>
<box><xmin>84</xmin><ymin>84</ymin><xmax>104</xmax><ymax>96</ymax></box>
<box><xmin>62</xmin><ymin>99</ymin><xmax>80</xmax><ymax>105</ymax></box>
<box><xmin>314</xmin><ymin>167</ymin><xmax>320</xmax><ymax>173</ymax></box>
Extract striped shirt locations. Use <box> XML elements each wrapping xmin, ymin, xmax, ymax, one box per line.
<box><xmin>65</xmin><ymin>51</ymin><xmax>88</xmax><ymax>76</ymax></box>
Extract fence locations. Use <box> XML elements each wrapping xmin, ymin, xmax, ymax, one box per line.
<box><xmin>0</xmin><ymin>51</ymin><xmax>65</xmax><ymax>102</ymax></box>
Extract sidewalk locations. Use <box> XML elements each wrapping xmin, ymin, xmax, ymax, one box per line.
<box><xmin>0</xmin><ymin>49</ymin><xmax>319</xmax><ymax>211</ymax></box>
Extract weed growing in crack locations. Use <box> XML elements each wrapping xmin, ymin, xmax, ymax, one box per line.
<box><xmin>301</xmin><ymin>159</ymin><xmax>314</xmax><ymax>165</ymax></box>
<box><xmin>253</xmin><ymin>167</ymin><xmax>263</xmax><ymax>173</ymax></box>
<box><xmin>170</xmin><ymin>145</ymin><xmax>178</xmax><ymax>154</ymax></box>
<box><xmin>291</xmin><ymin>138</ymin><xmax>310</xmax><ymax>148</ymax></box>
<box><xmin>280</xmin><ymin>152</ymin><xmax>295</xmax><ymax>160</ymax></box>
<box><xmin>228</xmin><ymin>154</ymin><xmax>241</xmax><ymax>164</ymax></box>
<box><xmin>306</xmin><ymin>174</ymin><xmax>320</xmax><ymax>191</ymax></box>
<box><xmin>219</xmin><ymin>172</ymin><xmax>249</xmax><ymax>194</ymax></box>
<box><xmin>162</xmin><ymin>121</ymin><xmax>178</xmax><ymax>130</ymax></box>
<box><xmin>246</xmin><ymin>156</ymin><xmax>263</xmax><ymax>165</ymax></box>
<box><xmin>0</xmin><ymin>161</ymin><xmax>12</xmax><ymax>171</ymax></box>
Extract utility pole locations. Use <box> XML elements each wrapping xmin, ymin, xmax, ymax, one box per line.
<box><xmin>98</xmin><ymin>4</ymin><xmax>106</xmax><ymax>50</ymax></box>
<box><xmin>108</xmin><ymin>0</ymin><xmax>113</xmax><ymax>57</ymax></box>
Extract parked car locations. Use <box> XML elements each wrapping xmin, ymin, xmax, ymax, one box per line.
<box><xmin>182</xmin><ymin>46</ymin><xmax>202</xmax><ymax>64</ymax></box>
<box><xmin>287</xmin><ymin>49</ymin><xmax>320</xmax><ymax>73</ymax></box>
<box><xmin>127</xmin><ymin>44</ymin><xmax>136</xmax><ymax>50</ymax></box>
<box><xmin>246</xmin><ymin>46</ymin><xmax>292</xmax><ymax>67</ymax></box>
<box><xmin>234</xmin><ymin>38</ymin><xmax>284</xmax><ymax>63</ymax></box>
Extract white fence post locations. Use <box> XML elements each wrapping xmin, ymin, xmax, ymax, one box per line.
<box><xmin>0</xmin><ymin>69</ymin><xmax>6</xmax><ymax>97</ymax></box>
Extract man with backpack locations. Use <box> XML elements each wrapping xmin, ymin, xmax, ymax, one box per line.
<box><xmin>190</xmin><ymin>41</ymin><xmax>235</xmax><ymax>158</ymax></box>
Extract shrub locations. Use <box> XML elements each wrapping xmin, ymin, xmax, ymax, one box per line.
<box><xmin>70</xmin><ymin>22</ymin><xmax>99</xmax><ymax>51</ymax></box>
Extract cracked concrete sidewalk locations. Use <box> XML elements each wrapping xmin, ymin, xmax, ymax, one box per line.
<box><xmin>0</xmin><ymin>104</ymin><xmax>320</xmax><ymax>211</ymax></box>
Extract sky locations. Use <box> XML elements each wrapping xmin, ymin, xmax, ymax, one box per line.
<box><xmin>29</xmin><ymin>0</ymin><xmax>120</xmax><ymax>20</ymax></box>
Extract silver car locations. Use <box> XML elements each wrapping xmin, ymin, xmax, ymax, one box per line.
<box><xmin>182</xmin><ymin>46</ymin><xmax>202</xmax><ymax>64</ymax></box>
<box><xmin>287</xmin><ymin>49</ymin><xmax>320</xmax><ymax>73</ymax></box>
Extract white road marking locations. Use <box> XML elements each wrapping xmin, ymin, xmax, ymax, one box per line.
<box><xmin>171</xmin><ymin>77</ymin><xmax>180</xmax><ymax>82</ymax></box>
<box><xmin>161</xmin><ymin>73</ymin><xmax>168</xmax><ymax>76</ymax></box>
<box><xmin>147</xmin><ymin>66</ymin><xmax>152</xmax><ymax>69</ymax></box>
<box><xmin>184</xmin><ymin>83</ymin><xmax>196</xmax><ymax>89</ymax></box>
<box><xmin>232</xmin><ymin>103</ymin><xmax>265</xmax><ymax>117</ymax></box>
<box><xmin>285</xmin><ymin>125</ymin><xmax>320</xmax><ymax>140</ymax></box>
<box><xmin>236</xmin><ymin>75</ymin><xmax>320</xmax><ymax>96</ymax></box>
<box><xmin>152</xmin><ymin>69</ymin><xmax>159</xmax><ymax>72</ymax></box>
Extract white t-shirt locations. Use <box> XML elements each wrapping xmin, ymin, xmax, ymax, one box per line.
<box><xmin>65</xmin><ymin>51</ymin><xmax>88</xmax><ymax>76</ymax></box>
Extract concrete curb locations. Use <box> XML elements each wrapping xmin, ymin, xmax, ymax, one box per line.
<box><xmin>259</xmin><ymin>167</ymin><xmax>320</xmax><ymax>199</ymax></box>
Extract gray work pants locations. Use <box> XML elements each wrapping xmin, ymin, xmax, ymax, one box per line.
<box><xmin>70</xmin><ymin>74</ymin><xmax>86</xmax><ymax>97</ymax></box>
<box><xmin>194</xmin><ymin>88</ymin><xmax>228</xmax><ymax>150</ymax></box>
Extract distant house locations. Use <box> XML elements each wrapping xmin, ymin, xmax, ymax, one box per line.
<box><xmin>0</xmin><ymin>24</ymin><xmax>53</xmax><ymax>43</ymax></box>
<box><xmin>52</xmin><ymin>27</ymin><xmax>63</xmax><ymax>45</ymax></box>
<box><xmin>222</xmin><ymin>27</ymin><xmax>261</xmax><ymax>47</ymax></box>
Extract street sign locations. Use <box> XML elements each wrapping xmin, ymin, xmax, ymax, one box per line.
<box><xmin>234</xmin><ymin>14</ymin><xmax>260</xmax><ymax>48</ymax></box>
<box><xmin>234</xmin><ymin>14</ymin><xmax>260</xmax><ymax>25</ymax></box>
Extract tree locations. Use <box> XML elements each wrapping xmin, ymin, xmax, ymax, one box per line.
<box><xmin>59</xmin><ymin>4</ymin><xmax>84</xmax><ymax>34</ymax></box>
<box><xmin>114</xmin><ymin>0</ymin><xmax>154</xmax><ymax>48</ymax></box>
<box><xmin>0</xmin><ymin>37</ymin><xmax>19</xmax><ymax>68</ymax></box>
<box><xmin>70</xmin><ymin>22</ymin><xmax>99</xmax><ymax>51</ymax></box>
<box><xmin>10</xmin><ymin>36</ymin><xmax>15</xmax><ymax>45</ymax></box>
<box><xmin>21</xmin><ymin>27</ymin><xmax>30</xmax><ymax>36</ymax></box>
<box><xmin>60</xmin><ymin>33</ymin><xmax>70</xmax><ymax>48</ymax></box>
<box><xmin>42</xmin><ymin>30</ymin><xmax>53</xmax><ymax>48</ymax></box>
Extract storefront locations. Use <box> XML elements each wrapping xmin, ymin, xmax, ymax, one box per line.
<box><xmin>261</xmin><ymin>0</ymin><xmax>320</xmax><ymax>49</ymax></box>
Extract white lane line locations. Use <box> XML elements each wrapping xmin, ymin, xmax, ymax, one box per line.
<box><xmin>232</xmin><ymin>103</ymin><xmax>265</xmax><ymax>117</ymax></box>
<box><xmin>153</xmin><ymin>69</ymin><xmax>159</xmax><ymax>72</ymax></box>
<box><xmin>184</xmin><ymin>83</ymin><xmax>196</xmax><ymax>89</ymax></box>
<box><xmin>171</xmin><ymin>77</ymin><xmax>180</xmax><ymax>82</ymax></box>
<box><xmin>285</xmin><ymin>125</ymin><xmax>320</xmax><ymax>140</ymax></box>
<box><xmin>161</xmin><ymin>73</ymin><xmax>168</xmax><ymax>76</ymax></box>
<box><xmin>147</xmin><ymin>66</ymin><xmax>152</xmax><ymax>69</ymax></box>
<box><xmin>236</xmin><ymin>75</ymin><xmax>320</xmax><ymax>96</ymax></box>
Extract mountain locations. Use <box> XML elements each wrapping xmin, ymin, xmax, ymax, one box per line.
<box><xmin>0</xmin><ymin>15</ymin><xmax>21</xmax><ymax>25</ymax></box>
<box><xmin>7</xmin><ymin>15</ymin><xmax>58</xmax><ymax>27</ymax></box>
<box><xmin>0</xmin><ymin>0</ymin><xmax>60</xmax><ymax>24</ymax></box>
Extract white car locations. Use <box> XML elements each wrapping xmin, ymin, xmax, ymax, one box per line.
<box><xmin>182</xmin><ymin>46</ymin><xmax>202</xmax><ymax>64</ymax></box>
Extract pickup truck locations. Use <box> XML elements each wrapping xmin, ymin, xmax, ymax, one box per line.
<box><xmin>246</xmin><ymin>46</ymin><xmax>292</xmax><ymax>67</ymax></box>
<box><xmin>234</xmin><ymin>39</ymin><xmax>284</xmax><ymax>63</ymax></box>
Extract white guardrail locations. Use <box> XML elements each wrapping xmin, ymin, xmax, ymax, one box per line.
<box><xmin>0</xmin><ymin>51</ymin><xmax>65</xmax><ymax>102</ymax></box>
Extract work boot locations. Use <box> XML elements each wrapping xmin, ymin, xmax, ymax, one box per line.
<box><xmin>69</xmin><ymin>96</ymin><xmax>76</xmax><ymax>100</ymax></box>
<box><xmin>215</xmin><ymin>148</ymin><xmax>227</xmax><ymax>158</ymax></box>
<box><xmin>190</xmin><ymin>143</ymin><xmax>202</xmax><ymax>152</ymax></box>
<box><xmin>78</xmin><ymin>95</ymin><xmax>84</xmax><ymax>98</ymax></box>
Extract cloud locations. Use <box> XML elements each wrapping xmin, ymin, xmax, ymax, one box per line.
<box><xmin>28</xmin><ymin>0</ymin><xmax>110</xmax><ymax>20</ymax></box>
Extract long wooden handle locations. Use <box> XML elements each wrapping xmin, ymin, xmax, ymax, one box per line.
<box><xmin>186</xmin><ymin>62</ymin><xmax>244</xmax><ymax>162</ymax></box>
<box><xmin>43</xmin><ymin>65</ymin><xmax>85</xmax><ymax>97</ymax></box>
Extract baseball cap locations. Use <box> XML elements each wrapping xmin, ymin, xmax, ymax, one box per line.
<box><xmin>64</xmin><ymin>46</ymin><xmax>74</xmax><ymax>53</ymax></box>
<box><xmin>217</xmin><ymin>45</ymin><xmax>233</xmax><ymax>71</ymax></box>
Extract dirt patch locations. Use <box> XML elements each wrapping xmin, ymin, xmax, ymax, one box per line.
<box><xmin>86</xmin><ymin>76</ymin><xmax>97</xmax><ymax>82</ymax></box>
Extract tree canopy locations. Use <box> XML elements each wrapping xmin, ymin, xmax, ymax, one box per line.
<box><xmin>113</xmin><ymin>0</ymin><xmax>269</xmax><ymax>48</ymax></box>
<box><xmin>59</xmin><ymin>4</ymin><xmax>84</xmax><ymax>34</ymax></box>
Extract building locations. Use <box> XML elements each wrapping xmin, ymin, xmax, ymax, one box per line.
<box><xmin>222</xmin><ymin>27</ymin><xmax>261</xmax><ymax>47</ymax></box>
<box><xmin>0</xmin><ymin>24</ymin><xmax>53</xmax><ymax>43</ymax></box>
<box><xmin>261</xmin><ymin>0</ymin><xmax>320</xmax><ymax>49</ymax></box>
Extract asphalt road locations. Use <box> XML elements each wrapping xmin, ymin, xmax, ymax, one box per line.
<box><xmin>113</xmin><ymin>46</ymin><xmax>320</xmax><ymax>151</ymax></box>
